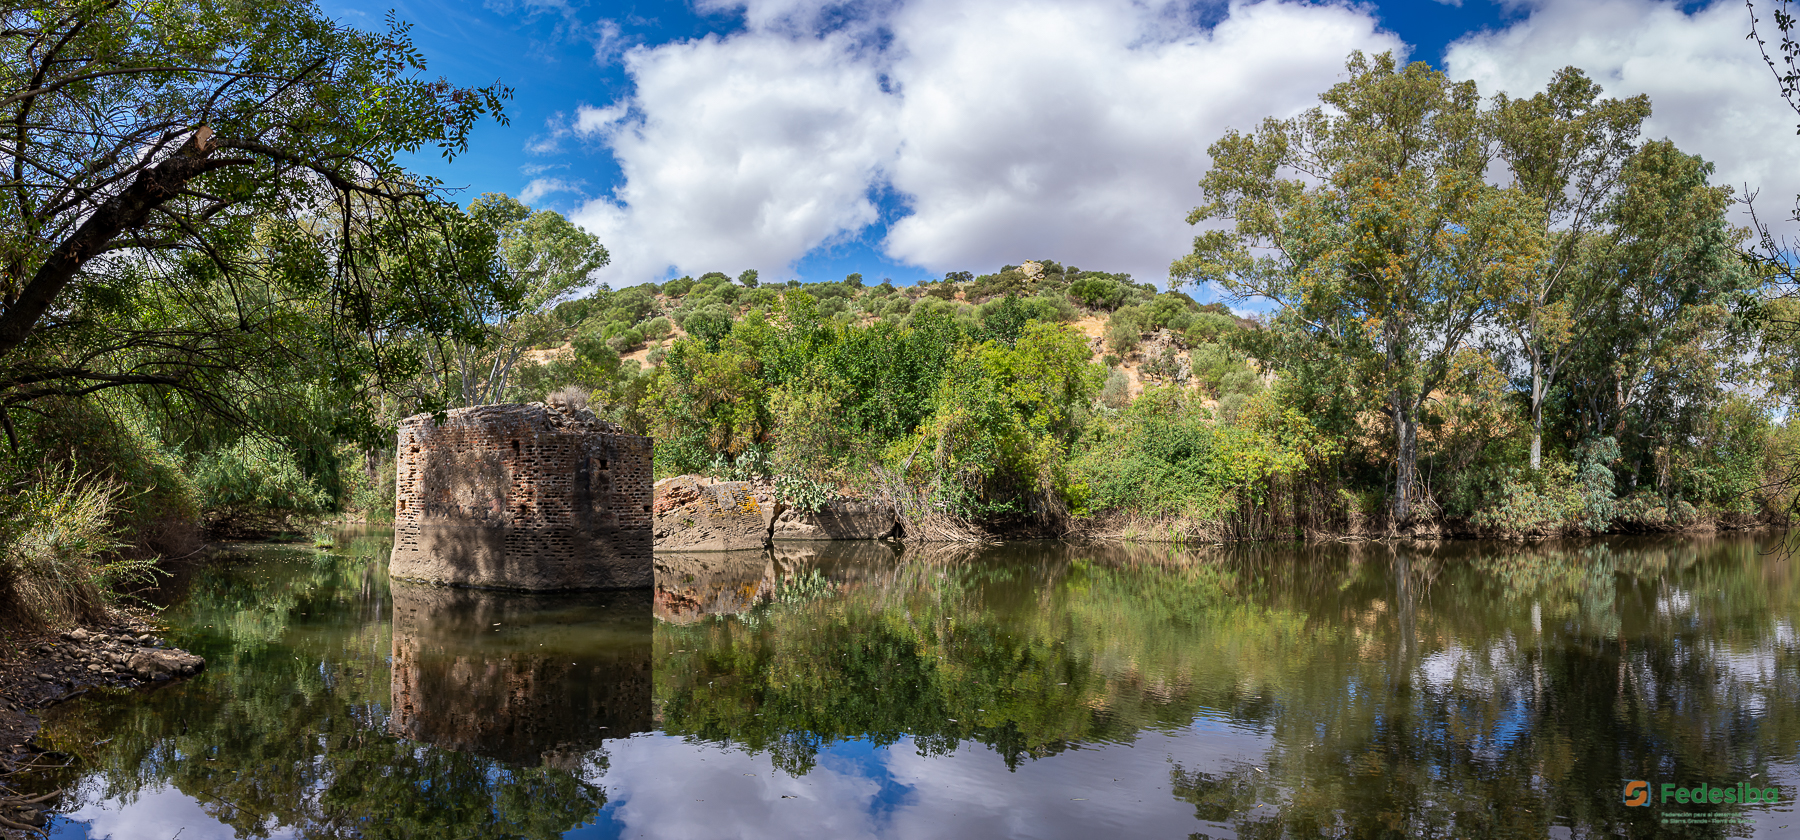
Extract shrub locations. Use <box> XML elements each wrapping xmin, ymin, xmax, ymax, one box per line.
<box><xmin>13</xmin><ymin>397</ymin><xmax>201</xmax><ymax>557</ymax></box>
<box><xmin>606</xmin><ymin>327</ymin><xmax>645</xmax><ymax>352</ymax></box>
<box><xmin>191</xmin><ymin>436</ymin><xmax>330</xmax><ymax>534</ymax></box>
<box><xmin>1072</xmin><ymin>386</ymin><xmax>1305</xmax><ymax>518</ymax></box>
<box><xmin>641</xmin><ymin>316</ymin><xmax>673</xmax><ymax>340</ymax></box>
<box><xmin>1068</xmin><ymin>275</ymin><xmax>1126</xmax><ymax>310</ymax></box>
<box><xmin>337</xmin><ymin>444</ymin><xmax>395</xmax><ymax>523</ymax></box>
<box><xmin>0</xmin><ymin>465</ymin><xmax>157</xmax><ymax>629</ymax></box>
<box><xmin>1105</xmin><ymin>306</ymin><xmax>1147</xmax><ymax>354</ymax></box>
<box><xmin>1469</xmin><ymin>462</ymin><xmax>1585</xmax><ymax>536</ymax></box>
<box><xmin>1099</xmin><ymin>368</ymin><xmax>1131</xmax><ymax>408</ymax></box>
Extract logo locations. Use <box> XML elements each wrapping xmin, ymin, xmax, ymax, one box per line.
<box><xmin>1624</xmin><ymin>780</ymin><xmax>1651</xmax><ymax>807</ymax></box>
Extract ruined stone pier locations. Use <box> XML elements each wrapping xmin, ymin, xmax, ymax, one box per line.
<box><xmin>390</xmin><ymin>402</ymin><xmax>654</xmax><ymax>590</ymax></box>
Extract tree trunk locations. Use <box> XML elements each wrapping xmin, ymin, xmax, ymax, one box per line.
<box><xmin>0</xmin><ymin>129</ymin><xmax>225</xmax><ymax>361</ymax></box>
<box><xmin>1530</xmin><ymin>365</ymin><xmax>1545</xmax><ymax>471</ymax></box>
<box><xmin>1393</xmin><ymin>395</ymin><xmax>1419</xmax><ymax>525</ymax></box>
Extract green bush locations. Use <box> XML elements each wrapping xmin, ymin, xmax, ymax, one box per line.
<box><xmin>1072</xmin><ymin>386</ymin><xmax>1304</xmax><ymax>517</ymax></box>
<box><xmin>1469</xmin><ymin>462</ymin><xmax>1585</xmax><ymax>536</ymax></box>
<box><xmin>1099</xmin><ymin>368</ymin><xmax>1131</xmax><ymax>408</ymax></box>
<box><xmin>337</xmin><ymin>445</ymin><xmax>395</xmax><ymax>523</ymax></box>
<box><xmin>1106</xmin><ymin>306</ymin><xmax>1147</xmax><ymax>354</ymax></box>
<box><xmin>12</xmin><ymin>397</ymin><xmax>201</xmax><ymax>556</ymax></box>
<box><xmin>191</xmin><ymin>436</ymin><xmax>330</xmax><ymax>534</ymax></box>
<box><xmin>641</xmin><ymin>316</ymin><xmax>673</xmax><ymax>340</ymax></box>
<box><xmin>607</xmin><ymin>327</ymin><xmax>645</xmax><ymax>352</ymax></box>
<box><xmin>1068</xmin><ymin>275</ymin><xmax>1127</xmax><ymax>310</ymax></box>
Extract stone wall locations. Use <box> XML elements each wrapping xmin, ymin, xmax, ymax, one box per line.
<box><xmin>391</xmin><ymin>403</ymin><xmax>653</xmax><ymax>590</ymax></box>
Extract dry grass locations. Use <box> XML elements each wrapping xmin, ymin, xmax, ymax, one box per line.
<box><xmin>871</xmin><ymin>467</ymin><xmax>990</xmax><ymax>543</ymax></box>
<box><xmin>0</xmin><ymin>468</ymin><xmax>157</xmax><ymax>632</ymax></box>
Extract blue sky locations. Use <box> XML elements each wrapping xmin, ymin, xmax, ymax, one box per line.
<box><xmin>318</xmin><ymin>0</ymin><xmax>1790</xmax><ymax>295</ymax></box>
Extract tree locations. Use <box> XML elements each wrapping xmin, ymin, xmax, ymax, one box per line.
<box><xmin>1551</xmin><ymin>142</ymin><xmax>1755</xmax><ymax>495</ymax></box>
<box><xmin>0</xmin><ymin>1</ymin><xmax>510</xmax><ymax>442</ymax></box>
<box><xmin>1173</xmin><ymin>52</ymin><xmax>1541</xmax><ymax>524</ymax></box>
<box><xmin>422</xmin><ymin>194</ymin><xmax>608</xmax><ymax>407</ymax></box>
<box><xmin>1490</xmin><ymin>69</ymin><xmax>1651</xmax><ymax>470</ymax></box>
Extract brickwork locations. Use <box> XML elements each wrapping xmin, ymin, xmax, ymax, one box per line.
<box><xmin>391</xmin><ymin>403</ymin><xmax>654</xmax><ymax>590</ymax></box>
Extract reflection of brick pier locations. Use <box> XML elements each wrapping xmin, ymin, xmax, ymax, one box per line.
<box><xmin>388</xmin><ymin>581</ymin><xmax>653</xmax><ymax>767</ymax></box>
<box><xmin>390</xmin><ymin>403</ymin><xmax>654</xmax><ymax>590</ymax></box>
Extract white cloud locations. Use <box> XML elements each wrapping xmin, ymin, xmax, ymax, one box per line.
<box><xmin>570</xmin><ymin>28</ymin><xmax>899</xmax><ymax>284</ymax></box>
<box><xmin>880</xmin><ymin>0</ymin><xmax>1404</xmax><ymax>283</ymax></box>
<box><xmin>592</xmin><ymin>18</ymin><xmax>631</xmax><ymax>64</ymax></box>
<box><xmin>519</xmin><ymin>177</ymin><xmax>584</xmax><ymax>204</ymax></box>
<box><xmin>565</xmin><ymin>0</ymin><xmax>1403</xmax><ymax>287</ymax></box>
<box><xmin>574</xmin><ymin>102</ymin><xmax>628</xmax><ymax>135</ymax></box>
<box><xmin>1445</xmin><ymin>0</ymin><xmax>1798</xmax><ymax>241</ymax></box>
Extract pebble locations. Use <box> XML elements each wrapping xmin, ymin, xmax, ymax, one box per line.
<box><xmin>36</xmin><ymin>673</ymin><xmax>54</xmax><ymax>681</ymax></box>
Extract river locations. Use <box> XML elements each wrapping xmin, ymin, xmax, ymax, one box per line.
<box><xmin>16</xmin><ymin>529</ymin><xmax>1800</xmax><ymax>838</ymax></box>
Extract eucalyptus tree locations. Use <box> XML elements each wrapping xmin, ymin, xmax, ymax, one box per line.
<box><xmin>1552</xmin><ymin>142</ymin><xmax>1756</xmax><ymax>495</ymax></box>
<box><xmin>0</xmin><ymin>1</ymin><xmax>511</xmax><ymax>446</ymax></box>
<box><xmin>1172</xmin><ymin>52</ymin><xmax>1541</xmax><ymax>524</ymax></box>
<box><xmin>421</xmin><ymin>193</ymin><xmax>609</xmax><ymax>408</ymax></box>
<box><xmin>1490</xmin><ymin>69</ymin><xmax>1651</xmax><ymax>470</ymax></box>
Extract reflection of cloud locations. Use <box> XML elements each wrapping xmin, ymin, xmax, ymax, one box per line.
<box><xmin>599</xmin><ymin>728</ymin><xmax>1262</xmax><ymax>839</ymax></box>
<box><xmin>601</xmin><ymin>734</ymin><xmax>882</xmax><ymax>840</ymax></box>
<box><xmin>61</xmin><ymin>781</ymin><xmax>291</xmax><ymax>840</ymax></box>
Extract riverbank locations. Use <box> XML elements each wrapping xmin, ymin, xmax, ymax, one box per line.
<box><xmin>0</xmin><ymin>614</ymin><xmax>204</xmax><ymax>782</ymax></box>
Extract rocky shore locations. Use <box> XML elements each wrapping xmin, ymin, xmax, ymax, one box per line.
<box><xmin>0</xmin><ymin>620</ymin><xmax>205</xmax><ymax>766</ymax></box>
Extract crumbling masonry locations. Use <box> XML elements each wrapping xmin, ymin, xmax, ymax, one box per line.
<box><xmin>390</xmin><ymin>403</ymin><xmax>653</xmax><ymax>590</ymax></box>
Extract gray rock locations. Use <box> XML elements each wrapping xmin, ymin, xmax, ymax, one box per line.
<box><xmin>651</xmin><ymin>476</ymin><xmax>783</xmax><ymax>552</ymax></box>
<box><xmin>771</xmin><ymin>499</ymin><xmax>897</xmax><ymax>540</ymax></box>
<box><xmin>127</xmin><ymin>649</ymin><xmax>204</xmax><ymax>679</ymax></box>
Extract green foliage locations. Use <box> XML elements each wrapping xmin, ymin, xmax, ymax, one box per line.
<box><xmin>1468</xmin><ymin>461</ymin><xmax>1586</xmax><ymax>536</ymax></box>
<box><xmin>893</xmin><ymin>322</ymin><xmax>1103</xmax><ymax>515</ymax></box>
<box><xmin>0</xmin><ymin>464</ymin><xmax>124</xmax><ymax>628</ymax></box>
<box><xmin>1073</xmin><ymin>387</ymin><xmax>1308</xmax><ymax>518</ymax></box>
<box><xmin>774</xmin><ymin>474</ymin><xmax>836</xmax><ymax>514</ymax></box>
<box><xmin>0</xmin><ymin>0</ymin><xmax>513</xmax><ymax>438</ymax></box>
<box><xmin>1574</xmin><ymin>437</ymin><xmax>1620</xmax><ymax>530</ymax></box>
<box><xmin>192</xmin><ymin>436</ymin><xmax>331</xmax><ymax>534</ymax></box>
<box><xmin>13</xmin><ymin>397</ymin><xmax>201</xmax><ymax>555</ymax></box>
<box><xmin>1067</xmin><ymin>274</ymin><xmax>1129</xmax><ymax>310</ymax></box>
<box><xmin>1105</xmin><ymin>306</ymin><xmax>1147</xmax><ymax>354</ymax></box>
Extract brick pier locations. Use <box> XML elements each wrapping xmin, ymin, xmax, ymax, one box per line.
<box><xmin>390</xmin><ymin>403</ymin><xmax>653</xmax><ymax>590</ymax></box>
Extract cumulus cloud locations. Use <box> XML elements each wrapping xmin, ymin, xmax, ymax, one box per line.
<box><xmin>563</xmin><ymin>0</ymin><xmax>1403</xmax><ymax>287</ymax></box>
<box><xmin>569</xmin><ymin>27</ymin><xmax>899</xmax><ymax>284</ymax></box>
<box><xmin>880</xmin><ymin>0</ymin><xmax>1403</xmax><ymax>283</ymax></box>
<box><xmin>1445</xmin><ymin>0</ymin><xmax>1798</xmax><ymax>240</ymax></box>
<box><xmin>519</xmin><ymin>177</ymin><xmax>584</xmax><ymax>204</ymax></box>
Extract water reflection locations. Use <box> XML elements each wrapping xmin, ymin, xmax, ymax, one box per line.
<box><xmin>19</xmin><ymin>532</ymin><xmax>1800</xmax><ymax>838</ymax></box>
<box><xmin>389</xmin><ymin>582</ymin><xmax>653</xmax><ymax>767</ymax></box>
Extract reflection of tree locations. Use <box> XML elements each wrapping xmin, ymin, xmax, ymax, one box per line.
<box><xmin>21</xmin><ymin>531</ymin><xmax>1800</xmax><ymax>839</ymax></box>
<box><xmin>33</xmin><ymin>532</ymin><xmax>605</xmax><ymax>840</ymax></box>
<box><xmin>658</xmin><ymin>535</ymin><xmax>1800</xmax><ymax>839</ymax></box>
<box><xmin>1159</xmin><ymin>534</ymin><xmax>1800</xmax><ymax>839</ymax></box>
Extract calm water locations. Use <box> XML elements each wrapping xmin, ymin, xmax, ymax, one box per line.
<box><xmin>20</xmin><ymin>530</ymin><xmax>1800</xmax><ymax>839</ymax></box>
